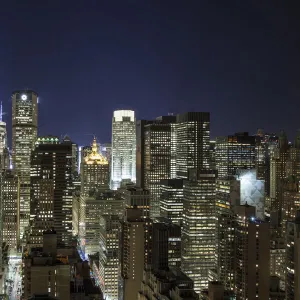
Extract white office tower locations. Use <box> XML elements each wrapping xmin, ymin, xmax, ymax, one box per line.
<box><xmin>111</xmin><ymin>110</ymin><xmax>136</xmax><ymax>190</ymax></box>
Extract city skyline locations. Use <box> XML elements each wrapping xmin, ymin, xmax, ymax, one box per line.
<box><xmin>0</xmin><ymin>1</ymin><xmax>296</xmax><ymax>146</ymax></box>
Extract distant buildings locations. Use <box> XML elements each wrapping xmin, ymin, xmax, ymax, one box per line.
<box><xmin>111</xmin><ymin>110</ymin><xmax>136</xmax><ymax>190</ymax></box>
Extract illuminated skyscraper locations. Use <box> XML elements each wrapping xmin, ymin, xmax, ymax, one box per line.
<box><xmin>1</xmin><ymin>170</ymin><xmax>19</xmax><ymax>254</ymax></box>
<box><xmin>30</xmin><ymin>136</ymin><xmax>73</xmax><ymax>246</ymax></box>
<box><xmin>111</xmin><ymin>110</ymin><xmax>136</xmax><ymax>190</ymax></box>
<box><xmin>181</xmin><ymin>169</ymin><xmax>216</xmax><ymax>293</ymax></box>
<box><xmin>81</xmin><ymin>137</ymin><xmax>109</xmax><ymax>195</ymax></box>
<box><xmin>137</xmin><ymin>116</ymin><xmax>177</xmax><ymax>217</ymax></box>
<box><xmin>12</xmin><ymin>90</ymin><xmax>38</xmax><ymax>239</ymax></box>
<box><xmin>99</xmin><ymin>214</ymin><xmax>121</xmax><ymax>299</ymax></box>
<box><xmin>176</xmin><ymin>112</ymin><xmax>210</xmax><ymax>179</ymax></box>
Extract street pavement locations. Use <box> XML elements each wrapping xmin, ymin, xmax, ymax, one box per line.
<box><xmin>6</xmin><ymin>258</ymin><xmax>21</xmax><ymax>300</ymax></box>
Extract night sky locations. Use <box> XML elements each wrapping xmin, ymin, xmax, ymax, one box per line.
<box><xmin>0</xmin><ymin>1</ymin><xmax>296</xmax><ymax>146</ymax></box>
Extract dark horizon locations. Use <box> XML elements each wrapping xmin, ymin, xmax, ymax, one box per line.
<box><xmin>0</xmin><ymin>1</ymin><xmax>296</xmax><ymax>146</ymax></box>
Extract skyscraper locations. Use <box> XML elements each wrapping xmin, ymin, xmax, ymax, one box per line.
<box><xmin>12</xmin><ymin>90</ymin><xmax>38</xmax><ymax>239</ymax></box>
<box><xmin>30</xmin><ymin>136</ymin><xmax>73</xmax><ymax>246</ymax></box>
<box><xmin>286</xmin><ymin>212</ymin><xmax>300</xmax><ymax>300</ymax></box>
<box><xmin>144</xmin><ymin>116</ymin><xmax>177</xmax><ymax>217</ymax></box>
<box><xmin>81</xmin><ymin>137</ymin><xmax>109</xmax><ymax>195</ymax></box>
<box><xmin>234</xmin><ymin>205</ymin><xmax>270</xmax><ymax>299</ymax></box>
<box><xmin>181</xmin><ymin>169</ymin><xmax>216</xmax><ymax>293</ymax></box>
<box><xmin>1</xmin><ymin>170</ymin><xmax>20</xmax><ymax>254</ymax></box>
<box><xmin>111</xmin><ymin>110</ymin><xmax>136</xmax><ymax>190</ymax></box>
<box><xmin>215</xmin><ymin>132</ymin><xmax>256</xmax><ymax>179</ymax></box>
<box><xmin>176</xmin><ymin>112</ymin><xmax>210</xmax><ymax>179</ymax></box>
<box><xmin>99</xmin><ymin>214</ymin><xmax>121</xmax><ymax>299</ymax></box>
<box><xmin>270</xmin><ymin>131</ymin><xmax>289</xmax><ymax>226</ymax></box>
<box><xmin>120</xmin><ymin>208</ymin><xmax>150</xmax><ymax>300</ymax></box>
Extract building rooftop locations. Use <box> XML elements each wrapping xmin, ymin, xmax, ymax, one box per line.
<box><xmin>84</xmin><ymin>137</ymin><xmax>108</xmax><ymax>165</ymax></box>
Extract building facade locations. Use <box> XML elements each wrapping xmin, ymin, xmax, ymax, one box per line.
<box><xmin>176</xmin><ymin>112</ymin><xmax>210</xmax><ymax>179</ymax></box>
<box><xmin>81</xmin><ymin>137</ymin><xmax>109</xmax><ymax>196</ymax></box>
<box><xmin>30</xmin><ymin>136</ymin><xmax>73</xmax><ymax>246</ymax></box>
<box><xmin>111</xmin><ymin>110</ymin><xmax>136</xmax><ymax>190</ymax></box>
<box><xmin>138</xmin><ymin>116</ymin><xmax>177</xmax><ymax>217</ymax></box>
<box><xmin>160</xmin><ymin>179</ymin><xmax>184</xmax><ymax>225</ymax></box>
<box><xmin>12</xmin><ymin>90</ymin><xmax>38</xmax><ymax>238</ymax></box>
<box><xmin>181</xmin><ymin>169</ymin><xmax>216</xmax><ymax>293</ymax></box>
<box><xmin>1</xmin><ymin>170</ymin><xmax>19</xmax><ymax>254</ymax></box>
<box><xmin>99</xmin><ymin>214</ymin><xmax>120</xmax><ymax>300</ymax></box>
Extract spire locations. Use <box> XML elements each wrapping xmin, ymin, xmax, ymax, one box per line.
<box><xmin>92</xmin><ymin>136</ymin><xmax>98</xmax><ymax>153</ymax></box>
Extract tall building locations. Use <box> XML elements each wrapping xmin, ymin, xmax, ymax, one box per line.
<box><xmin>286</xmin><ymin>212</ymin><xmax>300</xmax><ymax>300</ymax></box>
<box><xmin>1</xmin><ymin>170</ymin><xmax>20</xmax><ymax>254</ymax></box>
<box><xmin>30</xmin><ymin>136</ymin><xmax>73</xmax><ymax>246</ymax></box>
<box><xmin>81</xmin><ymin>137</ymin><xmax>109</xmax><ymax>196</ymax></box>
<box><xmin>160</xmin><ymin>179</ymin><xmax>184</xmax><ymax>225</ymax></box>
<box><xmin>181</xmin><ymin>169</ymin><xmax>216</xmax><ymax>293</ymax></box>
<box><xmin>111</xmin><ymin>110</ymin><xmax>136</xmax><ymax>190</ymax></box>
<box><xmin>215</xmin><ymin>132</ymin><xmax>256</xmax><ymax>179</ymax></box>
<box><xmin>215</xmin><ymin>178</ymin><xmax>240</xmax><ymax>290</ymax></box>
<box><xmin>120</xmin><ymin>208</ymin><xmax>149</xmax><ymax>300</ymax></box>
<box><xmin>99</xmin><ymin>214</ymin><xmax>121</xmax><ymax>299</ymax></box>
<box><xmin>234</xmin><ymin>205</ymin><xmax>270</xmax><ymax>299</ymax></box>
<box><xmin>62</xmin><ymin>136</ymin><xmax>79</xmax><ymax>175</ymax></box>
<box><xmin>270</xmin><ymin>131</ymin><xmax>289</xmax><ymax>226</ymax></box>
<box><xmin>78</xmin><ymin>190</ymin><xmax>124</xmax><ymax>256</ymax></box>
<box><xmin>176</xmin><ymin>112</ymin><xmax>210</xmax><ymax>179</ymax></box>
<box><xmin>136</xmin><ymin>119</ymin><xmax>153</xmax><ymax>188</ymax></box>
<box><xmin>136</xmin><ymin>116</ymin><xmax>177</xmax><ymax>217</ymax></box>
<box><xmin>255</xmin><ymin>130</ymin><xmax>278</xmax><ymax>196</ymax></box>
<box><xmin>12</xmin><ymin>90</ymin><xmax>38</xmax><ymax>238</ymax></box>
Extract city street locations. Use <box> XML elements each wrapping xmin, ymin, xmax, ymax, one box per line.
<box><xmin>6</xmin><ymin>258</ymin><xmax>22</xmax><ymax>300</ymax></box>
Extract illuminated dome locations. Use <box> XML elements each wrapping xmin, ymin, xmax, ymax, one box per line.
<box><xmin>85</xmin><ymin>137</ymin><xmax>108</xmax><ymax>165</ymax></box>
